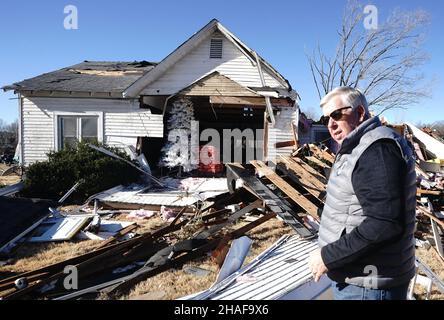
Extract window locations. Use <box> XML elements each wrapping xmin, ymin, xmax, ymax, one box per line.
<box><xmin>210</xmin><ymin>38</ymin><xmax>223</xmax><ymax>58</ymax></box>
<box><xmin>59</xmin><ymin>116</ymin><xmax>98</xmax><ymax>149</ymax></box>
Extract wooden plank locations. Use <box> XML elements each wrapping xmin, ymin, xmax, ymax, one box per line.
<box><xmin>210</xmin><ymin>96</ymin><xmax>292</xmax><ymax>107</ymax></box>
<box><xmin>275</xmin><ymin>140</ymin><xmax>295</xmax><ymax>149</ymax></box>
<box><xmin>194</xmin><ymin>199</ymin><xmax>263</xmax><ymax>240</ymax></box>
<box><xmin>430</xmin><ymin>219</ymin><xmax>444</xmax><ymax>260</ymax></box>
<box><xmin>417</xmin><ymin>189</ymin><xmax>442</xmax><ymax>196</ymax></box>
<box><xmin>417</xmin><ymin>206</ymin><xmax>444</xmax><ymax>229</ymax></box>
<box><xmin>276</xmin><ymin>163</ymin><xmax>325</xmax><ymax>201</ymax></box>
<box><xmin>309</xmin><ymin>144</ymin><xmax>335</xmax><ymax>165</ymax></box>
<box><xmin>289</xmin><ymin>157</ymin><xmax>328</xmax><ymax>185</ymax></box>
<box><xmin>201</xmin><ymin>208</ymin><xmax>231</xmax><ymax>222</ymax></box>
<box><xmin>305</xmin><ymin>156</ymin><xmax>331</xmax><ymax>169</ymax></box>
<box><xmin>278</xmin><ymin>156</ymin><xmax>326</xmax><ymax>200</ymax></box>
<box><xmin>250</xmin><ymin>160</ymin><xmax>320</xmax><ymax>221</ymax></box>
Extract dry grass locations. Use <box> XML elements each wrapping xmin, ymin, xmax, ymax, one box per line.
<box><xmin>413</xmin><ymin>247</ymin><xmax>444</xmax><ymax>300</ymax></box>
<box><xmin>1</xmin><ymin>240</ymin><xmax>101</xmax><ymax>275</ymax></box>
<box><xmin>2</xmin><ymin>208</ymin><xmax>443</xmax><ymax>301</ymax></box>
<box><xmin>0</xmin><ymin>211</ymin><xmax>169</xmax><ymax>276</ymax></box>
<box><xmin>0</xmin><ymin>164</ymin><xmax>21</xmax><ymax>186</ymax></box>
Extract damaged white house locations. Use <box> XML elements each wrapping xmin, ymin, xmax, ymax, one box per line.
<box><xmin>3</xmin><ymin>19</ymin><xmax>299</xmax><ymax>168</ymax></box>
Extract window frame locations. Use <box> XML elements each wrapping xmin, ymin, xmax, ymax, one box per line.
<box><xmin>54</xmin><ymin>111</ymin><xmax>103</xmax><ymax>151</ymax></box>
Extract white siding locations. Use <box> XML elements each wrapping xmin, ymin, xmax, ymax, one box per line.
<box><xmin>21</xmin><ymin>97</ymin><xmax>163</xmax><ymax>165</ymax></box>
<box><xmin>105</xmin><ymin>111</ymin><xmax>163</xmax><ymax>137</ymax></box>
<box><xmin>141</xmin><ymin>35</ymin><xmax>285</xmax><ymax>95</ymax></box>
<box><xmin>267</xmin><ymin>107</ymin><xmax>297</xmax><ymax>161</ymax></box>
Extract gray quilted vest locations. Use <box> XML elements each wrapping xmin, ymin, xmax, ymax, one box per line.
<box><xmin>318</xmin><ymin>116</ymin><xmax>416</xmax><ymax>289</ymax></box>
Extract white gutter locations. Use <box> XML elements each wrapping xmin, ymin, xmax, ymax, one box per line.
<box><xmin>18</xmin><ymin>92</ymin><xmax>24</xmax><ymax>166</ymax></box>
<box><xmin>162</xmin><ymin>93</ymin><xmax>177</xmax><ymax>116</ymax></box>
<box><xmin>254</xmin><ymin>51</ymin><xmax>275</xmax><ymax>126</ymax></box>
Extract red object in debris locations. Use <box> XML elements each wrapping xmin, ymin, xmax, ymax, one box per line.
<box><xmin>199</xmin><ymin>145</ymin><xmax>224</xmax><ymax>174</ymax></box>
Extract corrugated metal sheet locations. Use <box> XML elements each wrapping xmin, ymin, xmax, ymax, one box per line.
<box><xmin>185</xmin><ymin>235</ymin><xmax>328</xmax><ymax>300</ymax></box>
<box><xmin>95</xmin><ymin>178</ymin><xmax>229</xmax><ymax>208</ymax></box>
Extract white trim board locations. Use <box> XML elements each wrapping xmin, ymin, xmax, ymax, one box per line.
<box><xmin>28</xmin><ymin>216</ymin><xmax>90</xmax><ymax>242</ymax></box>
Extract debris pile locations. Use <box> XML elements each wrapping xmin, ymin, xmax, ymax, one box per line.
<box><xmin>0</xmin><ymin>122</ymin><xmax>443</xmax><ymax>300</ymax></box>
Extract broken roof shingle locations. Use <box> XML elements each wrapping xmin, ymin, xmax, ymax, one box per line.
<box><xmin>2</xmin><ymin>61</ymin><xmax>157</xmax><ymax>94</ymax></box>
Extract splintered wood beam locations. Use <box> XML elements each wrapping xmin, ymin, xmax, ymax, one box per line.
<box><xmin>201</xmin><ymin>208</ymin><xmax>231</xmax><ymax>222</ymax></box>
<box><xmin>194</xmin><ymin>199</ymin><xmax>263</xmax><ymax>240</ymax></box>
<box><xmin>305</xmin><ymin>156</ymin><xmax>331</xmax><ymax>170</ymax></box>
<box><xmin>230</xmin><ymin>212</ymin><xmax>277</xmax><ymax>238</ymax></box>
<box><xmin>226</xmin><ymin>163</ymin><xmax>313</xmax><ymax>238</ymax></box>
<box><xmin>276</xmin><ymin>163</ymin><xmax>324</xmax><ymax>201</ymax></box>
<box><xmin>250</xmin><ymin>160</ymin><xmax>320</xmax><ymax>221</ymax></box>
<box><xmin>278</xmin><ymin>156</ymin><xmax>326</xmax><ymax>200</ymax></box>
<box><xmin>288</xmin><ymin>157</ymin><xmax>328</xmax><ymax>185</ymax></box>
<box><xmin>309</xmin><ymin>144</ymin><xmax>335</xmax><ymax>165</ymax></box>
<box><xmin>417</xmin><ymin>189</ymin><xmax>442</xmax><ymax>196</ymax></box>
<box><xmin>417</xmin><ymin>206</ymin><xmax>444</xmax><ymax>229</ymax></box>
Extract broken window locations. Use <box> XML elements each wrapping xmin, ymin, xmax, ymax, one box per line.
<box><xmin>59</xmin><ymin>116</ymin><xmax>98</xmax><ymax>149</ymax></box>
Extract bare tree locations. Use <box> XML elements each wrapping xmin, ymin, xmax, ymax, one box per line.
<box><xmin>307</xmin><ymin>0</ymin><xmax>431</xmax><ymax>114</ymax></box>
<box><xmin>0</xmin><ymin>119</ymin><xmax>18</xmax><ymax>155</ymax></box>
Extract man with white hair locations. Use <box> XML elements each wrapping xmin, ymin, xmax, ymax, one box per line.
<box><xmin>308</xmin><ymin>87</ymin><xmax>416</xmax><ymax>300</ymax></box>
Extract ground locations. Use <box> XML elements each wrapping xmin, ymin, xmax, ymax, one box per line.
<box><xmin>0</xmin><ymin>163</ymin><xmax>21</xmax><ymax>186</ymax></box>
<box><xmin>1</xmin><ymin>208</ymin><xmax>443</xmax><ymax>300</ymax></box>
<box><xmin>0</xmin><ymin>212</ymin><xmax>294</xmax><ymax>300</ymax></box>
<box><xmin>414</xmin><ymin>247</ymin><xmax>444</xmax><ymax>300</ymax></box>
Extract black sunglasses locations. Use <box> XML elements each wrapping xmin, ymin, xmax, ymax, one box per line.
<box><xmin>321</xmin><ymin>106</ymin><xmax>353</xmax><ymax>125</ymax></box>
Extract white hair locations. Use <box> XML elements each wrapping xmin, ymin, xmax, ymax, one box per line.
<box><xmin>320</xmin><ymin>87</ymin><xmax>370</xmax><ymax>116</ymax></box>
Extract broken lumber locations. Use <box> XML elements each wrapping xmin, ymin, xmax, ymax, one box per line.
<box><xmin>250</xmin><ymin>160</ymin><xmax>320</xmax><ymax>221</ymax></box>
<box><xmin>226</xmin><ymin>163</ymin><xmax>314</xmax><ymax>238</ymax></box>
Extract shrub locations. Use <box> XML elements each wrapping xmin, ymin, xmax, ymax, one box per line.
<box><xmin>22</xmin><ymin>141</ymin><xmax>141</xmax><ymax>202</ymax></box>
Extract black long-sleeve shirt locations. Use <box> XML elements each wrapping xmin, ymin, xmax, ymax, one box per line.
<box><xmin>320</xmin><ymin>139</ymin><xmax>407</xmax><ymax>270</ymax></box>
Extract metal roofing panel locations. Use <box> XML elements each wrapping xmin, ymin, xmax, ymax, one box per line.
<box><xmin>185</xmin><ymin>235</ymin><xmax>326</xmax><ymax>300</ymax></box>
<box><xmin>95</xmin><ymin>178</ymin><xmax>228</xmax><ymax>207</ymax></box>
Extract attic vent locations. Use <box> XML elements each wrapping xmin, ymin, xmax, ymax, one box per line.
<box><xmin>210</xmin><ymin>38</ymin><xmax>223</xmax><ymax>59</ymax></box>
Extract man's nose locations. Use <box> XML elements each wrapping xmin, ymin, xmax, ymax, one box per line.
<box><xmin>328</xmin><ymin>118</ymin><xmax>337</xmax><ymax>129</ymax></box>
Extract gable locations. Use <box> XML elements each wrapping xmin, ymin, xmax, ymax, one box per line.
<box><xmin>140</xmin><ymin>32</ymin><xmax>285</xmax><ymax>96</ymax></box>
<box><xmin>177</xmin><ymin>71</ymin><xmax>260</xmax><ymax>97</ymax></box>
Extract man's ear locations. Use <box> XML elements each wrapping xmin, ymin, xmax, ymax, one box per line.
<box><xmin>357</xmin><ymin>105</ymin><xmax>366</xmax><ymax>122</ymax></box>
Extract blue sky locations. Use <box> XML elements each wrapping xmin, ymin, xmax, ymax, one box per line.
<box><xmin>0</xmin><ymin>0</ymin><xmax>442</xmax><ymax>125</ymax></box>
